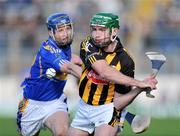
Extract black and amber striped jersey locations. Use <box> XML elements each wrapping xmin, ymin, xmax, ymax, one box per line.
<box><xmin>79</xmin><ymin>36</ymin><xmax>135</xmax><ymax>105</ymax></box>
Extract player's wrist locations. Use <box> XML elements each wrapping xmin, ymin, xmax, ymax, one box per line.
<box><xmin>134</xmin><ymin>80</ymin><xmax>145</xmax><ymax>89</ymax></box>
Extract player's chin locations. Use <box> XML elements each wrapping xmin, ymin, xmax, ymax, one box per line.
<box><xmin>62</xmin><ymin>38</ymin><xmax>72</xmax><ymax>45</ymax></box>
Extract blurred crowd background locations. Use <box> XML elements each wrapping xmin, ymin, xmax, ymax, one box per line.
<box><xmin>0</xmin><ymin>0</ymin><xmax>180</xmax><ymax>75</ymax></box>
<box><xmin>0</xmin><ymin>0</ymin><xmax>180</xmax><ymax>118</ymax></box>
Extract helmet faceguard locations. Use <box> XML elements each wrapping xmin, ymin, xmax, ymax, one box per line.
<box><xmin>46</xmin><ymin>13</ymin><xmax>73</xmax><ymax>47</ymax></box>
<box><xmin>90</xmin><ymin>13</ymin><xmax>119</xmax><ymax>48</ymax></box>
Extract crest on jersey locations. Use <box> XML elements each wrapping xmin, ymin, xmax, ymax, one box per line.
<box><xmin>44</xmin><ymin>45</ymin><xmax>51</xmax><ymax>51</ymax></box>
<box><xmin>82</xmin><ymin>42</ymin><xmax>93</xmax><ymax>53</ymax></box>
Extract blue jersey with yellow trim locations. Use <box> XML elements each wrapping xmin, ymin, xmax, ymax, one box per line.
<box><xmin>21</xmin><ymin>37</ymin><xmax>71</xmax><ymax>101</ymax></box>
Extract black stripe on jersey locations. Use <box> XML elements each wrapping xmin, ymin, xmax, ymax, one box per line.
<box><xmin>101</xmin><ymin>52</ymin><xmax>108</xmax><ymax>59</ymax></box>
<box><xmin>115</xmin><ymin>84</ymin><xmax>131</xmax><ymax>94</ymax></box>
<box><xmin>79</xmin><ymin>76</ymin><xmax>88</xmax><ymax>98</ymax></box>
<box><xmin>87</xmin><ymin>83</ymin><xmax>97</xmax><ymax>105</ymax></box>
<box><xmin>98</xmin><ymin>85</ymin><xmax>109</xmax><ymax>105</ymax></box>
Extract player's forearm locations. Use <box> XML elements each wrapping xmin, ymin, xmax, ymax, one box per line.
<box><xmin>92</xmin><ymin>60</ymin><xmax>147</xmax><ymax>88</ymax></box>
<box><xmin>105</xmin><ymin>68</ymin><xmax>141</xmax><ymax>87</ymax></box>
<box><xmin>114</xmin><ymin>87</ymin><xmax>142</xmax><ymax>110</ymax></box>
<box><xmin>71</xmin><ymin>54</ymin><xmax>82</xmax><ymax>66</ymax></box>
<box><xmin>61</xmin><ymin>62</ymin><xmax>82</xmax><ymax>78</ymax></box>
<box><xmin>69</xmin><ymin>63</ymin><xmax>82</xmax><ymax>78</ymax></box>
<box><xmin>100</xmin><ymin>65</ymin><xmax>142</xmax><ymax>87</ymax></box>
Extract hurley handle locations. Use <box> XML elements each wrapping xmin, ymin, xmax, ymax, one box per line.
<box><xmin>146</xmin><ymin>87</ymin><xmax>155</xmax><ymax>98</ymax></box>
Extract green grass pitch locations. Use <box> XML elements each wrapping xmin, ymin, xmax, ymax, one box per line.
<box><xmin>0</xmin><ymin>117</ymin><xmax>179</xmax><ymax>136</ymax></box>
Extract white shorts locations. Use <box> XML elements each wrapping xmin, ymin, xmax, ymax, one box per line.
<box><xmin>17</xmin><ymin>94</ymin><xmax>68</xmax><ymax>136</ymax></box>
<box><xmin>71</xmin><ymin>99</ymin><xmax>119</xmax><ymax>134</ymax></box>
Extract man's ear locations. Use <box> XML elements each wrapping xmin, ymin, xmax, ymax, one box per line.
<box><xmin>111</xmin><ymin>28</ymin><xmax>118</xmax><ymax>36</ymax></box>
<box><xmin>111</xmin><ymin>28</ymin><xmax>119</xmax><ymax>41</ymax></box>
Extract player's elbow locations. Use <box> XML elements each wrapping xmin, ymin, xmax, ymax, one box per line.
<box><xmin>98</xmin><ymin>70</ymin><xmax>110</xmax><ymax>79</ymax></box>
<box><xmin>98</xmin><ymin>66</ymin><xmax>112</xmax><ymax>80</ymax></box>
<box><xmin>91</xmin><ymin>60</ymin><xmax>112</xmax><ymax>80</ymax></box>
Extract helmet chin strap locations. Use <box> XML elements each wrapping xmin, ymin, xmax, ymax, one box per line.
<box><xmin>51</xmin><ymin>29</ymin><xmax>56</xmax><ymax>41</ymax></box>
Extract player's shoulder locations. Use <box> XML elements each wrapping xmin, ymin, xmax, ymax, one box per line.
<box><xmin>82</xmin><ymin>36</ymin><xmax>91</xmax><ymax>43</ymax></box>
<box><xmin>42</xmin><ymin>44</ymin><xmax>52</xmax><ymax>52</ymax></box>
<box><xmin>118</xmin><ymin>48</ymin><xmax>135</xmax><ymax>66</ymax></box>
<box><xmin>81</xmin><ymin>36</ymin><xmax>91</xmax><ymax>47</ymax></box>
<box><xmin>40</xmin><ymin>41</ymin><xmax>62</xmax><ymax>54</ymax></box>
<box><xmin>122</xmin><ymin>48</ymin><xmax>133</xmax><ymax>59</ymax></box>
<box><xmin>40</xmin><ymin>41</ymin><xmax>51</xmax><ymax>51</ymax></box>
<box><xmin>41</xmin><ymin>41</ymin><xmax>52</xmax><ymax>50</ymax></box>
<box><xmin>38</xmin><ymin>41</ymin><xmax>63</xmax><ymax>61</ymax></box>
<box><xmin>80</xmin><ymin>36</ymin><xmax>99</xmax><ymax>53</ymax></box>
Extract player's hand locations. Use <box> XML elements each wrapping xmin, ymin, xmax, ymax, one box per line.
<box><xmin>139</xmin><ymin>77</ymin><xmax>158</xmax><ymax>90</ymax></box>
<box><xmin>71</xmin><ymin>54</ymin><xmax>82</xmax><ymax>66</ymax></box>
<box><xmin>143</xmin><ymin>76</ymin><xmax>158</xmax><ymax>86</ymax></box>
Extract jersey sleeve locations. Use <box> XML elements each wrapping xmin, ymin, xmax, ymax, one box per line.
<box><xmin>115</xmin><ymin>50</ymin><xmax>135</xmax><ymax>94</ymax></box>
<box><xmin>80</xmin><ymin>37</ymin><xmax>103</xmax><ymax>68</ymax></box>
<box><xmin>40</xmin><ymin>45</ymin><xmax>69</xmax><ymax>71</ymax></box>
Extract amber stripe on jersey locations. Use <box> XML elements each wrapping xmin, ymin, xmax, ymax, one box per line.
<box><xmin>79</xmin><ymin>52</ymin><xmax>121</xmax><ymax>105</ymax></box>
<box><xmin>89</xmin><ymin>56</ymin><xmax>96</xmax><ymax>64</ymax></box>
